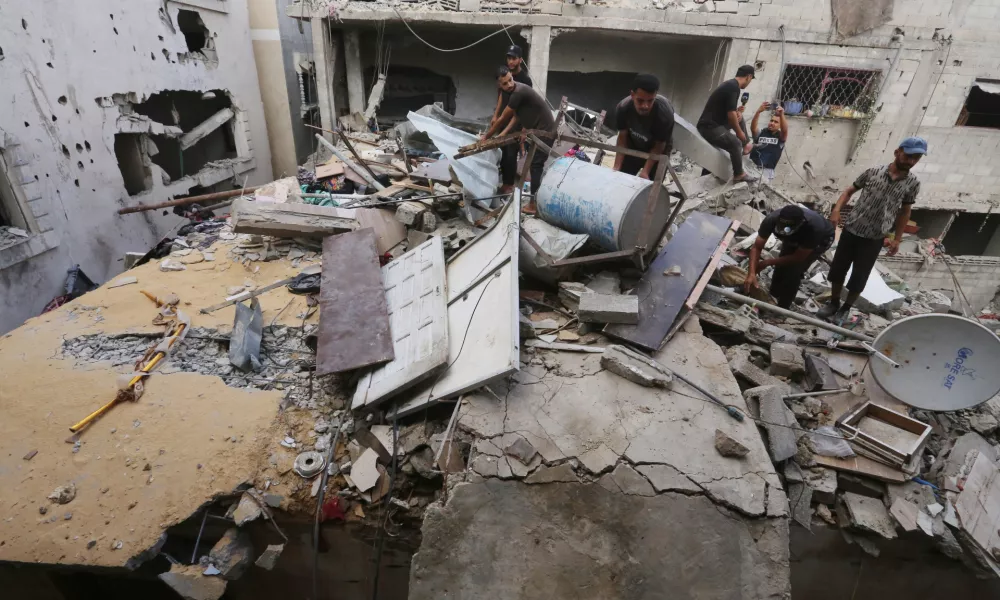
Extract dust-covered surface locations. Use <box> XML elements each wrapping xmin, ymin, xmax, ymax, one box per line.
<box><xmin>0</xmin><ymin>235</ymin><xmax>326</xmax><ymax>568</ymax></box>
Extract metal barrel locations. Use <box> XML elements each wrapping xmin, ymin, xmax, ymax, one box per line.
<box><xmin>535</xmin><ymin>156</ymin><xmax>672</xmax><ymax>252</ymax></box>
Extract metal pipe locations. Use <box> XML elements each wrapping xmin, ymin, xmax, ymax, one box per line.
<box><xmin>705</xmin><ymin>284</ymin><xmax>875</xmax><ymax>342</ymax></box>
<box><xmin>117</xmin><ymin>186</ymin><xmax>261</xmax><ymax>215</ymax></box>
<box><xmin>783</xmin><ymin>388</ymin><xmax>851</xmax><ymax>400</ymax></box>
<box><xmin>314</xmin><ymin>134</ymin><xmax>385</xmax><ymax>191</ymax></box>
<box><xmin>670</xmin><ymin>370</ymin><xmax>744</xmax><ymax>422</ymax></box>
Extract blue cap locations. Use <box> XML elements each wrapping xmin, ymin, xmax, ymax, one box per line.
<box><xmin>899</xmin><ymin>136</ymin><xmax>928</xmax><ymax>155</ymax></box>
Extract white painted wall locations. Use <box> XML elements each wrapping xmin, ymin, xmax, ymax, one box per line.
<box><xmin>0</xmin><ymin>0</ymin><xmax>272</xmax><ymax>333</ymax></box>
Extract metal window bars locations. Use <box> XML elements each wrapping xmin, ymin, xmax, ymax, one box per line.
<box><xmin>777</xmin><ymin>64</ymin><xmax>882</xmax><ymax>120</ymax></box>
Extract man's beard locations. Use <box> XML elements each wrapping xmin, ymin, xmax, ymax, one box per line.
<box><xmin>894</xmin><ymin>157</ymin><xmax>912</xmax><ymax>171</ymax></box>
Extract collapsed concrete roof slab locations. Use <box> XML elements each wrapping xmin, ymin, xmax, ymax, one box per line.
<box><xmin>410</xmin><ymin>479</ymin><xmax>789</xmax><ymax>599</ymax></box>
<box><xmin>0</xmin><ymin>241</ymin><xmax>311</xmax><ymax>568</ymax></box>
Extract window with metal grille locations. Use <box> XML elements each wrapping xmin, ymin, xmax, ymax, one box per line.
<box><xmin>777</xmin><ymin>64</ymin><xmax>881</xmax><ymax>120</ymax></box>
<box><xmin>956</xmin><ymin>80</ymin><xmax>1000</xmax><ymax>128</ymax></box>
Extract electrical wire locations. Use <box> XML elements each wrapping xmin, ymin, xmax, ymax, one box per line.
<box><xmin>390</xmin><ymin>4</ymin><xmax>530</xmax><ymax>53</ymax></box>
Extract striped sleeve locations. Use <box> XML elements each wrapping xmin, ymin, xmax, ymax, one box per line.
<box><xmin>903</xmin><ymin>180</ymin><xmax>920</xmax><ymax>205</ymax></box>
<box><xmin>853</xmin><ymin>167</ymin><xmax>875</xmax><ymax>190</ymax></box>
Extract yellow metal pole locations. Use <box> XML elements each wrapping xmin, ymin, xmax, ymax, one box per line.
<box><xmin>69</xmin><ymin>323</ymin><xmax>186</xmax><ymax>433</ymax></box>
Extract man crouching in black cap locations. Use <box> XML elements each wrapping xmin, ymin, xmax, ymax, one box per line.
<box><xmin>744</xmin><ymin>205</ymin><xmax>835</xmax><ymax>309</ymax></box>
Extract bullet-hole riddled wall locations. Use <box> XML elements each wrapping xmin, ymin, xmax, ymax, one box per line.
<box><xmin>547</xmin><ymin>31</ymin><xmax>729</xmax><ymax>124</ymax></box>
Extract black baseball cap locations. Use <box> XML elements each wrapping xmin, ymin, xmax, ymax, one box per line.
<box><xmin>776</xmin><ymin>205</ymin><xmax>805</xmax><ymax>236</ymax></box>
<box><xmin>506</xmin><ymin>45</ymin><xmax>523</xmax><ymax>58</ymax></box>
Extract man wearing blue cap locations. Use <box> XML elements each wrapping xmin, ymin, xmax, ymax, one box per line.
<box><xmin>491</xmin><ymin>45</ymin><xmax>533</xmax><ymax>193</ymax></box>
<box><xmin>818</xmin><ymin>137</ymin><xmax>927</xmax><ymax>321</ymax></box>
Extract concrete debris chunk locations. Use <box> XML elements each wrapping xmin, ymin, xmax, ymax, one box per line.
<box><xmin>635</xmin><ymin>464</ymin><xmax>700</xmax><ymax>493</ymax></box>
<box><xmin>207</xmin><ymin>528</ymin><xmax>253</xmax><ymax>580</ymax></box>
<box><xmin>601</xmin><ymin>344</ymin><xmax>673</xmax><ymax>389</ymax></box>
<box><xmin>158</xmin><ymin>564</ymin><xmax>227</xmax><ymax>600</ymax></box>
<box><xmin>917</xmin><ymin>509</ymin><xmax>935</xmax><ymax>536</ymax></box>
<box><xmin>803</xmin><ymin>353</ymin><xmax>840</xmax><ymax>391</ymax></box>
<box><xmin>577</xmin><ymin>293</ymin><xmax>639</xmax><ymax>324</ymax></box>
<box><xmin>231</xmin><ymin>198</ymin><xmax>357</xmax><ymax>238</ymax></box>
<box><xmin>787</xmin><ymin>483</ymin><xmax>813</xmax><ymax>531</ymax></box>
<box><xmin>524</xmin><ymin>463</ymin><xmax>579</xmax><ymax>484</ymax></box>
<box><xmin>745</xmin><ymin>385</ymin><xmax>797</xmax><ymax>462</ymax></box>
<box><xmin>714</xmin><ymin>429</ymin><xmax>749</xmax><ymax>458</ymax></box>
<box><xmin>725</xmin><ymin>345</ymin><xmax>783</xmax><ymax>388</ymax></box>
<box><xmin>769</xmin><ymin>342</ymin><xmax>805</xmax><ymax>377</ymax></box>
<box><xmin>255</xmin><ymin>544</ymin><xmax>284</xmax><ymax>570</ymax></box>
<box><xmin>48</xmin><ymin>483</ymin><xmax>76</xmax><ymax>505</ymax></box>
<box><xmin>159</xmin><ymin>258</ymin><xmax>186</xmax><ymax>272</ymax></box>
<box><xmin>232</xmin><ymin>492</ymin><xmax>263</xmax><ymax>526</ymax></box>
<box><xmin>351</xmin><ymin>448</ymin><xmax>380</xmax><ymax>492</ymax></box>
<box><xmin>969</xmin><ymin>412</ymin><xmax>999</xmax><ymax>435</ymax></box>
<box><xmin>803</xmin><ymin>467</ymin><xmax>837</xmax><ymax>504</ymax></box>
<box><xmin>395</xmin><ymin>201</ymin><xmax>426</xmax><ymax>226</ymax></box>
<box><xmin>842</xmin><ymin>492</ymin><xmax>897</xmax><ymax>539</ymax></box>
<box><xmin>889</xmin><ymin>498</ymin><xmax>920</xmax><ymax>532</ymax></box>
<box><xmin>504</xmin><ymin>437</ymin><xmax>538</xmax><ymax>465</ymax></box>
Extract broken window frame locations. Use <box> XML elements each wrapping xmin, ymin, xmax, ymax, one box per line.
<box><xmin>0</xmin><ymin>148</ymin><xmax>36</xmax><ymax>234</ymax></box>
<box><xmin>955</xmin><ymin>80</ymin><xmax>1000</xmax><ymax>129</ymax></box>
<box><xmin>777</xmin><ymin>64</ymin><xmax>882</xmax><ymax>120</ymax></box>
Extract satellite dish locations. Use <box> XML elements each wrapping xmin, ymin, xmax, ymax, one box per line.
<box><xmin>869</xmin><ymin>314</ymin><xmax>1000</xmax><ymax>411</ymax></box>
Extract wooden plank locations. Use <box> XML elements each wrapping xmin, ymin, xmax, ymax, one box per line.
<box><xmin>315</xmin><ymin>229</ymin><xmax>394</xmax><ymax>374</ymax></box>
<box><xmin>316</xmin><ymin>161</ymin><xmax>346</xmax><ymax>179</ymax></box>
<box><xmin>812</xmin><ymin>453</ymin><xmax>908</xmax><ymax>483</ymax></box>
<box><xmin>686</xmin><ymin>221</ymin><xmax>739</xmax><ymax>310</ymax></box>
<box><xmin>604</xmin><ymin>212</ymin><xmax>732</xmax><ymax>352</ymax></box>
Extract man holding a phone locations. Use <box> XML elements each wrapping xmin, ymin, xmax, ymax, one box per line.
<box><xmin>697</xmin><ymin>65</ymin><xmax>757</xmax><ymax>183</ymax></box>
<box><xmin>749</xmin><ymin>102</ymin><xmax>788</xmax><ymax>183</ymax></box>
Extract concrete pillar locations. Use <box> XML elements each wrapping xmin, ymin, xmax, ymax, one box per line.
<box><xmin>527</xmin><ymin>25</ymin><xmax>552</xmax><ymax>98</ymax></box>
<box><xmin>344</xmin><ymin>29</ymin><xmax>366</xmax><ymax>115</ymax></box>
<box><xmin>311</xmin><ymin>18</ymin><xmax>337</xmax><ymax>133</ymax></box>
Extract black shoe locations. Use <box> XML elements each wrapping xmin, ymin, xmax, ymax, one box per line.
<box><xmin>831</xmin><ymin>306</ymin><xmax>851</xmax><ymax>325</ymax></box>
<box><xmin>817</xmin><ymin>302</ymin><xmax>841</xmax><ymax>319</ymax></box>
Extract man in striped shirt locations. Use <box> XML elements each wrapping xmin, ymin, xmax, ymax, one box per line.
<box><xmin>817</xmin><ymin>137</ymin><xmax>927</xmax><ymax>321</ymax></box>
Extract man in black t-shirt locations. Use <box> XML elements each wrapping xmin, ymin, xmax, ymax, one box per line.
<box><xmin>481</xmin><ymin>67</ymin><xmax>557</xmax><ymax>213</ymax></box>
<box><xmin>698</xmin><ymin>65</ymin><xmax>757</xmax><ymax>183</ymax></box>
<box><xmin>612</xmin><ymin>74</ymin><xmax>675</xmax><ymax>179</ymax></box>
<box><xmin>744</xmin><ymin>205</ymin><xmax>835</xmax><ymax>309</ymax></box>
<box><xmin>491</xmin><ymin>46</ymin><xmax>533</xmax><ymax>192</ymax></box>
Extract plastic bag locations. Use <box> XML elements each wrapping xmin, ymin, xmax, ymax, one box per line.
<box><xmin>810</xmin><ymin>425</ymin><xmax>855</xmax><ymax>458</ymax></box>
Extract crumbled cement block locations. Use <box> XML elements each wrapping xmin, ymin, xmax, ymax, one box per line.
<box><xmin>601</xmin><ymin>344</ymin><xmax>673</xmax><ymax>389</ymax></box>
<box><xmin>714</xmin><ymin>429</ymin><xmax>749</xmax><ymax>458</ymax></box>
<box><xmin>504</xmin><ymin>437</ymin><xmax>538</xmax><ymax>465</ymax></box>
<box><xmin>803</xmin><ymin>353</ymin><xmax>839</xmax><ymax>391</ymax></box>
<box><xmin>695</xmin><ymin>303</ymin><xmax>752</xmax><ymax>334</ymax></box>
<box><xmin>769</xmin><ymin>342</ymin><xmax>805</xmax><ymax>378</ymax></box>
<box><xmin>208</xmin><ymin>528</ymin><xmax>253</xmax><ymax>580</ymax></box>
<box><xmin>803</xmin><ymin>467</ymin><xmax>837</xmax><ymax>504</ymax></box>
<box><xmin>842</xmin><ymin>492</ymin><xmax>897</xmax><ymax>539</ymax></box>
<box><xmin>395</xmin><ymin>201</ymin><xmax>425</xmax><ymax>226</ymax></box>
<box><xmin>577</xmin><ymin>293</ymin><xmax>639</xmax><ymax>324</ymax></box>
<box><xmin>421</xmin><ymin>211</ymin><xmax>439</xmax><ymax>233</ymax></box>
<box><xmin>230</xmin><ymin>198</ymin><xmax>357</xmax><ymax>239</ymax></box>
<box><xmin>232</xmin><ymin>493</ymin><xmax>262</xmax><ymax>526</ymax></box>
<box><xmin>158</xmin><ymin>564</ymin><xmax>227</xmax><ymax>600</ymax></box>
<box><xmin>725</xmin><ymin>346</ymin><xmax>784</xmax><ymax>388</ymax></box>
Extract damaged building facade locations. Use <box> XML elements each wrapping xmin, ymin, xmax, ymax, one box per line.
<box><xmin>0</xmin><ymin>0</ymin><xmax>273</xmax><ymax>333</ymax></box>
<box><xmin>291</xmin><ymin>0</ymin><xmax>1000</xmax><ymax>310</ymax></box>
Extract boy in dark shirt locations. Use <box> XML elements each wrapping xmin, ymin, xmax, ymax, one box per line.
<box><xmin>745</xmin><ymin>205</ymin><xmax>835</xmax><ymax>309</ymax></box>
<box><xmin>491</xmin><ymin>47</ymin><xmax>533</xmax><ymax>192</ymax></box>
<box><xmin>481</xmin><ymin>67</ymin><xmax>557</xmax><ymax>213</ymax></box>
<box><xmin>612</xmin><ymin>74</ymin><xmax>675</xmax><ymax>179</ymax></box>
<box><xmin>698</xmin><ymin>65</ymin><xmax>757</xmax><ymax>183</ymax></box>
<box><xmin>749</xmin><ymin>102</ymin><xmax>788</xmax><ymax>183</ymax></box>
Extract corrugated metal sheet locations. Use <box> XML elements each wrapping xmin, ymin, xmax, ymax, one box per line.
<box><xmin>352</xmin><ymin>237</ymin><xmax>449</xmax><ymax>410</ymax></box>
<box><xmin>407</xmin><ymin>111</ymin><xmax>500</xmax><ymax>200</ymax></box>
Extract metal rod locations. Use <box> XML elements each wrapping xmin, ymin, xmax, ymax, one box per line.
<box><xmin>550</xmin><ymin>249</ymin><xmax>636</xmax><ymax>268</ymax></box>
<box><xmin>314</xmin><ymin>134</ymin><xmax>385</xmax><ymax>191</ymax></box>
<box><xmin>783</xmin><ymin>388</ymin><xmax>851</xmax><ymax>400</ymax></box>
<box><xmin>117</xmin><ymin>186</ymin><xmax>261</xmax><ymax>215</ymax></box>
<box><xmin>191</xmin><ymin>509</ymin><xmax>209</xmax><ymax>563</ymax></box>
<box><xmin>861</xmin><ymin>342</ymin><xmax>901</xmax><ymax>368</ymax></box>
<box><xmin>705</xmin><ymin>284</ymin><xmax>875</xmax><ymax>342</ymax></box>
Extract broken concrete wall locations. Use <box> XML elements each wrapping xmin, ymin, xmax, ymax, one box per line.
<box><xmin>0</xmin><ymin>0</ymin><xmax>272</xmax><ymax>334</ymax></box>
<box><xmin>548</xmin><ymin>30</ymin><xmax>725</xmax><ymax>122</ymax></box>
<box><xmin>881</xmin><ymin>254</ymin><xmax>1000</xmax><ymax>312</ymax></box>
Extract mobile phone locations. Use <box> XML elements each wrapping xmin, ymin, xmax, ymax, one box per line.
<box><xmin>741</xmin><ymin>92</ymin><xmax>750</xmax><ymax>106</ymax></box>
